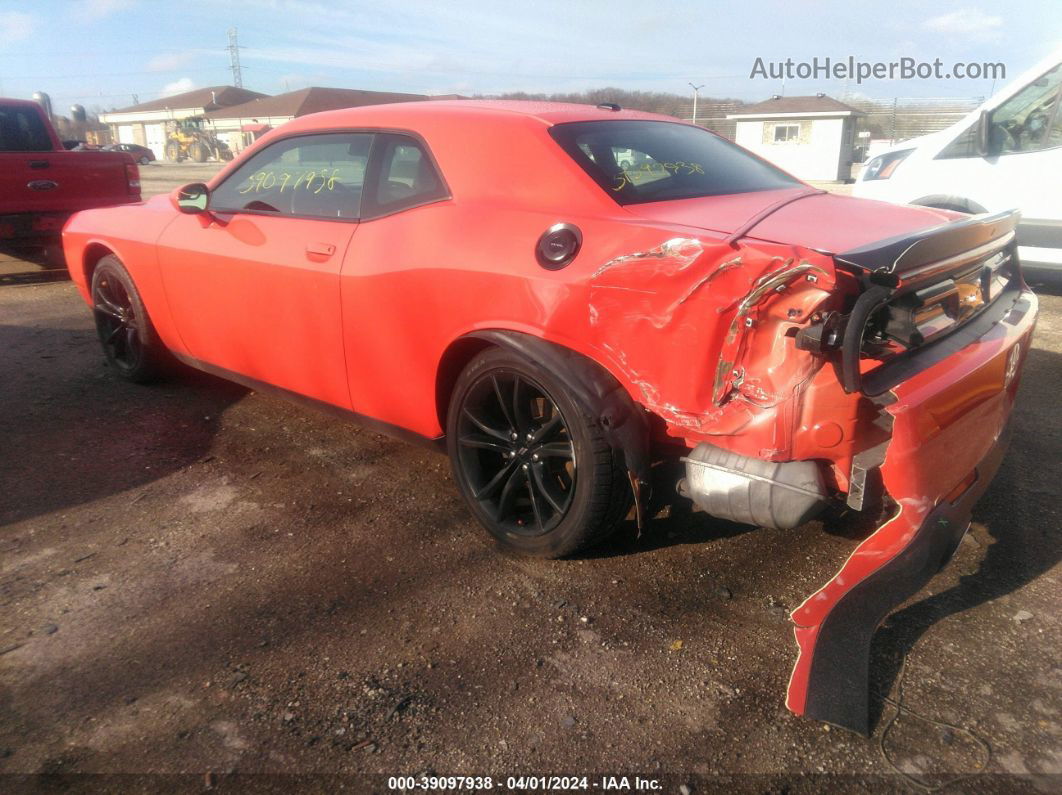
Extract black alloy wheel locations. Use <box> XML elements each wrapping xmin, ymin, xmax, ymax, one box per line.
<box><xmin>93</xmin><ymin>270</ymin><xmax>142</xmax><ymax>374</ymax></box>
<box><xmin>447</xmin><ymin>347</ymin><xmax>632</xmax><ymax>558</ymax></box>
<box><xmin>456</xmin><ymin>369</ymin><xmax>576</xmax><ymax>536</ymax></box>
<box><xmin>90</xmin><ymin>255</ymin><xmax>168</xmax><ymax>383</ymax></box>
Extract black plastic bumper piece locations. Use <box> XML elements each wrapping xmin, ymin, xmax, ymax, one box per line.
<box><xmin>802</xmin><ymin>429</ymin><xmax>1009</xmax><ymax>735</ymax></box>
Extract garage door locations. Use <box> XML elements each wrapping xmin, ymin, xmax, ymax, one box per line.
<box><xmin>145</xmin><ymin>123</ymin><xmax>166</xmax><ymax>161</ymax></box>
<box><xmin>117</xmin><ymin>125</ymin><xmax>135</xmax><ymax>144</ymax></box>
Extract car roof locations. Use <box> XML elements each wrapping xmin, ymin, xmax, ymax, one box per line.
<box><xmin>283</xmin><ymin>99</ymin><xmax>684</xmax><ymax>131</ymax></box>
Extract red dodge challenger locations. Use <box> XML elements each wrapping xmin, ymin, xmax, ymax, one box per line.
<box><xmin>62</xmin><ymin>100</ymin><xmax>1037</xmax><ymax>734</ymax></box>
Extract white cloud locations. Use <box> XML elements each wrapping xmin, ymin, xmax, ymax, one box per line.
<box><xmin>0</xmin><ymin>11</ymin><xmax>35</xmax><ymax>46</ymax></box>
<box><xmin>922</xmin><ymin>9</ymin><xmax>1003</xmax><ymax>41</ymax></box>
<box><xmin>146</xmin><ymin>52</ymin><xmax>196</xmax><ymax>72</ymax></box>
<box><xmin>75</xmin><ymin>0</ymin><xmax>137</xmax><ymax>21</ymax></box>
<box><xmin>161</xmin><ymin>77</ymin><xmax>196</xmax><ymax>97</ymax></box>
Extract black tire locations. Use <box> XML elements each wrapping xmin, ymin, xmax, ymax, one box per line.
<box><xmin>90</xmin><ymin>255</ymin><xmax>169</xmax><ymax>383</ymax></box>
<box><xmin>190</xmin><ymin>142</ymin><xmax>208</xmax><ymax>163</ymax></box>
<box><xmin>446</xmin><ymin>347</ymin><xmax>632</xmax><ymax>558</ymax></box>
<box><xmin>138</xmin><ymin>155</ymin><xmax>150</xmax><ymax>165</ymax></box>
<box><xmin>164</xmin><ymin>141</ymin><xmax>182</xmax><ymax>162</ymax></box>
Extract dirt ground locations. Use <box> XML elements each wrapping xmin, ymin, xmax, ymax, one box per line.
<box><xmin>0</xmin><ymin>202</ymin><xmax>1059</xmax><ymax>791</ymax></box>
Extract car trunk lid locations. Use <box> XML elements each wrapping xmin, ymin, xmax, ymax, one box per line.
<box><xmin>630</xmin><ymin>188</ymin><xmax>964</xmax><ymax>266</ymax></box>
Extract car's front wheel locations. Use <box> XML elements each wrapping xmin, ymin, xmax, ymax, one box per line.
<box><xmin>139</xmin><ymin>155</ymin><xmax>150</xmax><ymax>165</ymax></box>
<box><xmin>90</xmin><ymin>255</ymin><xmax>169</xmax><ymax>383</ymax></box>
<box><xmin>446</xmin><ymin>347</ymin><xmax>631</xmax><ymax>558</ymax></box>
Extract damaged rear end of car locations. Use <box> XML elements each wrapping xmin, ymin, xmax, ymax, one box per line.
<box><xmin>537</xmin><ymin>113</ymin><xmax>1037</xmax><ymax>733</ymax></box>
<box><xmin>586</xmin><ymin>201</ymin><xmax>1035</xmax><ymax>734</ymax></box>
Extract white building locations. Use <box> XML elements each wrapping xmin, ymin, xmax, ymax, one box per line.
<box><xmin>98</xmin><ymin>86</ymin><xmax>268</xmax><ymax>161</ymax></box>
<box><xmin>727</xmin><ymin>95</ymin><xmax>864</xmax><ymax>182</ymax></box>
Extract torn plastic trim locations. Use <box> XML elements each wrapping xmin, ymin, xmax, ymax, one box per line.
<box><xmin>784</xmin><ymin>279</ymin><xmax>1036</xmax><ymax>734</ymax></box>
<box><xmin>791</xmin><ymin>430</ymin><xmax>1008</xmax><ymax>734</ymax></box>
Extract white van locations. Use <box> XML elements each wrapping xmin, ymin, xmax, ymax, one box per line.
<box><xmin>854</xmin><ymin>49</ymin><xmax>1062</xmax><ymax>272</ymax></box>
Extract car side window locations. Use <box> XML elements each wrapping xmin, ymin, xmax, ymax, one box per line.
<box><xmin>367</xmin><ymin>134</ymin><xmax>447</xmax><ymax>216</ymax></box>
<box><xmin>940</xmin><ymin>64</ymin><xmax>1062</xmax><ymax>158</ymax></box>
<box><xmin>0</xmin><ymin>106</ymin><xmax>52</xmax><ymax>152</ymax></box>
<box><xmin>990</xmin><ymin>63</ymin><xmax>1062</xmax><ymax>153</ymax></box>
<box><xmin>210</xmin><ymin>133</ymin><xmax>373</xmax><ymax>219</ymax></box>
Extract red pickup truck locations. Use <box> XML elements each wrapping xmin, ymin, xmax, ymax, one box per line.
<box><xmin>0</xmin><ymin>98</ymin><xmax>141</xmax><ymax>249</ymax></box>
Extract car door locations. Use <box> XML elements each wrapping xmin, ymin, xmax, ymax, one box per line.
<box><xmin>337</xmin><ymin>132</ymin><xmax>452</xmax><ymax>430</ymax></box>
<box><xmin>156</xmin><ymin>131</ymin><xmax>373</xmax><ymax>409</ymax></box>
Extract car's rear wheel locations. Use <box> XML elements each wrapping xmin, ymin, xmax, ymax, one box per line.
<box><xmin>90</xmin><ymin>255</ymin><xmax>168</xmax><ymax>383</ymax></box>
<box><xmin>446</xmin><ymin>347</ymin><xmax>631</xmax><ymax>558</ymax></box>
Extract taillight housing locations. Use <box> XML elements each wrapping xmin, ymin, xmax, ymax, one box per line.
<box><xmin>125</xmin><ymin>163</ymin><xmax>141</xmax><ymax>196</ymax></box>
<box><xmin>861</xmin><ymin>148</ymin><xmax>914</xmax><ymax>181</ymax></box>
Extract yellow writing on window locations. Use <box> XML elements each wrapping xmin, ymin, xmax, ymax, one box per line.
<box><xmin>239</xmin><ymin>169</ymin><xmax>342</xmax><ymax>195</ymax></box>
<box><xmin>611</xmin><ymin>161</ymin><xmax>705</xmax><ymax>191</ymax></box>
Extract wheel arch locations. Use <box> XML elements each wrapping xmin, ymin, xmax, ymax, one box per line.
<box><xmin>434</xmin><ymin>329</ymin><xmax>651</xmax><ymax>483</ymax></box>
<box><xmin>82</xmin><ymin>242</ymin><xmax>117</xmax><ymax>289</ymax></box>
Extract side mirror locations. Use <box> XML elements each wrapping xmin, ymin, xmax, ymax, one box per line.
<box><xmin>977</xmin><ymin>109</ymin><xmax>997</xmax><ymax>157</ymax></box>
<box><xmin>174</xmin><ymin>182</ymin><xmax>210</xmax><ymax>214</ymax></box>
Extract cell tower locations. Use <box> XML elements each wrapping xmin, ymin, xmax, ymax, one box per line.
<box><xmin>227</xmin><ymin>27</ymin><xmax>243</xmax><ymax>88</ymax></box>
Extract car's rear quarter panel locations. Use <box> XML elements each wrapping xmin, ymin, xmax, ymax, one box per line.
<box><xmin>326</xmin><ymin>110</ymin><xmax>655</xmax><ymax>436</ymax></box>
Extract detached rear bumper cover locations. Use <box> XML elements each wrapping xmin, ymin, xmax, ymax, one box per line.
<box><xmin>785</xmin><ymin>288</ymin><xmax>1037</xmax><ymax>734</ymax></box>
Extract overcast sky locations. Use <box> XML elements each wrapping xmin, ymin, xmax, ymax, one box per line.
<box><xmin>1</xmin><ymin>0</ymin><xmax>1059</xmax><ymax>111</ymax></box>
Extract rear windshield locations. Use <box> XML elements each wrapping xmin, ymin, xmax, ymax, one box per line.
<box><xmin>549</xmin><ymin>120</ymin><xmax>800</xmax><ymax>205</ymax></box>
<box><xmin>0</xmin><ymin>105</ymin><xmax>52</xmax><ymax>152</ymax></box>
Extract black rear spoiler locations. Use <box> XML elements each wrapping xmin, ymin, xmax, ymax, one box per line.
<box><xmin>834</xmin><ymin>209</ymin><xmax>1021</xmax><ymax>277</ymax></box>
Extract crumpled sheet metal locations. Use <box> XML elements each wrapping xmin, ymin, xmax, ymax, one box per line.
<box><xmin>589</xmin><ymin>236</ymin><xmax>836</xmax><ymax>443</ymax></box>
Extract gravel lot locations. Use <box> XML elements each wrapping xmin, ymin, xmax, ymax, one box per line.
<box><xmin>0</xmin><ymin>180</ymin><xmax>1059</xmax><ymax>791</ymax></box>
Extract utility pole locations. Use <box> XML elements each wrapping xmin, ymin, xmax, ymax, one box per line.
<box><xmin>688</xmin><ymin>82</ymin><xmax>704</xmax><ymax>126</ymax></box>
<box><xmin>227</xmin><ymin>27</ymin><xmax>243</xmax><ymax>88</ymax></box>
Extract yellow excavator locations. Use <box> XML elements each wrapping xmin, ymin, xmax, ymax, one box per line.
<box><xmin>164</xmin><ymin>118</ymin><xmax>233</xmax><ymax>163</ymax></box>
